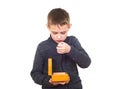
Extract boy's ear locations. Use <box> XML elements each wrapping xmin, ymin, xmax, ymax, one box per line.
<box><xmin>68</xmin><ymin>24</ymin><xmax>72</xmax><ymax>29</ymax></box>
<box><xmin>46</xmin><ymin>24</ymin><xmax>50</xmax><ymax>29</ymax></box>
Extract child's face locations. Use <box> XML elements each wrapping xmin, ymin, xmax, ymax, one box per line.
<box><xmin>47</xmin><ymin>24</ymin><xmax>71</xmax><ymax>43</ymax></box>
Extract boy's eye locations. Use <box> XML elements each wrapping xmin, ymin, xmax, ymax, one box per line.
<box><xmin>61</xmin><ymin>31</ymin><xmax>66</xmax><ymax>34</ymax></box>
<box><xmin>52</xmin><ymin>32</ymin><xmax>58</xmax><ymax>35</ymax></box>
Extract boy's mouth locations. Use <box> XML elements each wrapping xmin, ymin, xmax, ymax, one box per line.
<box><xmin>56</xmin><ymin>40</ymin><xmax>63</xmax><ymax>43</ymax></box>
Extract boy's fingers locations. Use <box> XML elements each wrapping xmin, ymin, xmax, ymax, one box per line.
<box><xmin>56</xmin><ymin>46</ymin><xmax>65</xmax><ymax>50</ymax></box>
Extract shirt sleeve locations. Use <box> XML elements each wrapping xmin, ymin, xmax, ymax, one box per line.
<box><xmin>30</xmin><ymin>44</ymin><xmax>53</xmax><ymax>87</ymax></box>
<box><xmin>67</xmin><ymin>37</ymin><xmax>91</xmax><ymax>68</ymax></box>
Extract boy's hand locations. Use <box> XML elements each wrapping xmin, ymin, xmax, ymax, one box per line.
<box><xmin>56</xmin><ymin>42</ymin><xmax>71</xmax><ymax>54</ymax></box>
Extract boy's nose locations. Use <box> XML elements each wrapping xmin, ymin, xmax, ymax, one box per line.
<box><xmin>57</xmin><ymin>35</ymin><xmax>61</xmax><ymax>39</ymax></box>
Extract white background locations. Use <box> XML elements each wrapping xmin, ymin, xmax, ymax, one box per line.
<box><xmin>0</xmin><ymin>0</ymin><xmax>120</xmax><ymax>89</ymax></box>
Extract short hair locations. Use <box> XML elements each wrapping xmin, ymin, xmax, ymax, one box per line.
<box><xmin>47</xmin><ymin>8</ymin><xmax>70</xmax><ymax>26</ymax></box>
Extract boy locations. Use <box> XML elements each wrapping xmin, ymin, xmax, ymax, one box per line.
<box><xmin>30</xmin><ymin>8</ymin><xmax>91</xmax><ymax>89</ymax></box>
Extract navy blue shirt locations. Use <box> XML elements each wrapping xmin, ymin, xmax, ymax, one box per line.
<box><xmin>31</xmin><ymin>36</ymin><xmax>91</xmax><ymax>89</ymax></box>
